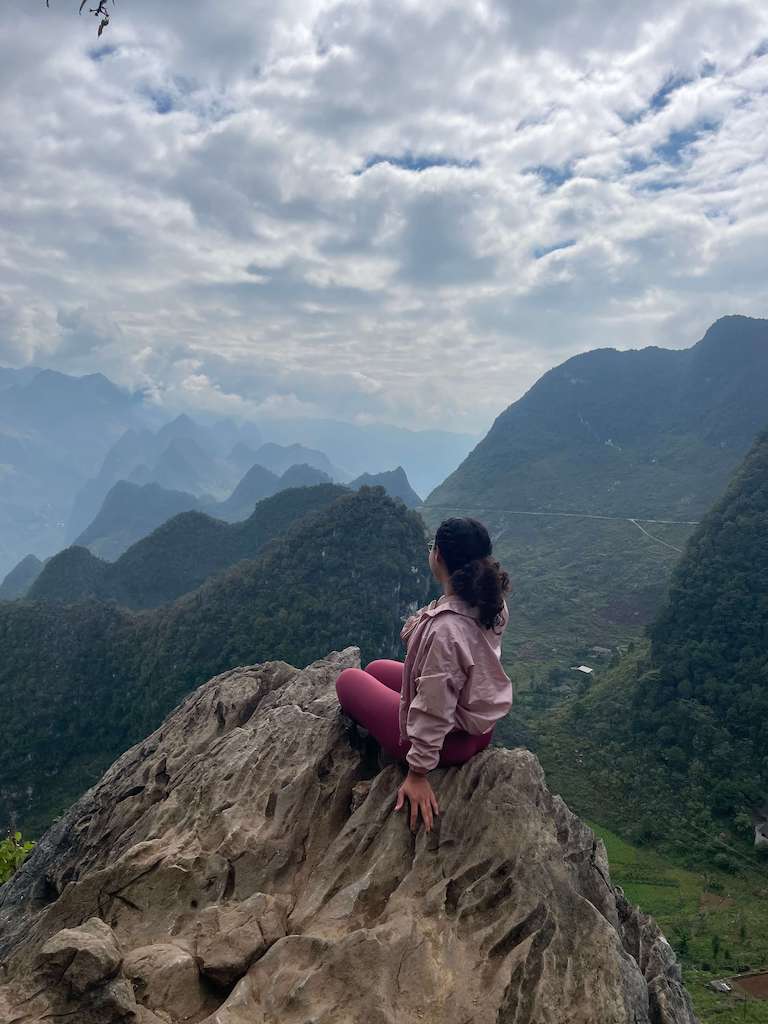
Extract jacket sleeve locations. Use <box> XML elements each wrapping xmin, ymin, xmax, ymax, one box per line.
<box><xmin>405</xmin><ymin>627</ymin><xmax>472</xmax><ymax>773</ymax></box>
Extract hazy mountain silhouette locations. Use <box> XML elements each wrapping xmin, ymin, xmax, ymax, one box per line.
<box><xmin>349</xmin><ymin>466</ymin><xmax>421</xmax><ymax>507</ymax></box>
<box><xmin>30</xmin><ymin>484</ymin><xmax>349</xmax><ymax>609</ymax></box>
<box><xmin>0</xmin><ymin>554</ymin><xmax>43</xmax><ymax>600</ymax></box>
<box><xmin>74</xmin><ymin>481</ymin><xmax>204</xmax><ymax>561</ymax></box>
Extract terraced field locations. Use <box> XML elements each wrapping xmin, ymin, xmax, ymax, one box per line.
<box><xmin>591</xmin><ymin>824</ymin><xmax>768</xmax><ymax>1023</ymax></box>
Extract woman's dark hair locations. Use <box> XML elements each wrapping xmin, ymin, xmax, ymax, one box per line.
<box><xmin>435</xmin><ymin>517</ymin><xmax>510</xmax><ymax>631</ymax></box>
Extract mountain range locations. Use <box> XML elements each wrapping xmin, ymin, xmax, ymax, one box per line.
<box><xmin>3</xmin><ymin>313</ymin><xmax>767</xmax><ymax>847</ymax></box>
<box><xmin>0</xmin><ymin>368</ymin><xmax>474</xmax><ymax>579</ymax></box>
<box><xmin>27</xmin><ymin>484</ymin><xmax>349</xmax><ymax>608</ymax></box>
<box><xmin>1</xmin><ymin>462</ymin><xmax>423</xmax><ymax>597</ymax></box>
<box><xmin>0</xmin><ymin>486</ymin><xmax>432</xmax><ymax>834</ymax></box>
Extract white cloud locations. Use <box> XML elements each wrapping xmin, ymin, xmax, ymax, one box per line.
<box><xmin>0</xmin><ymin>0</ymin><xmax>767</xmax><ymax>432</ymax></box>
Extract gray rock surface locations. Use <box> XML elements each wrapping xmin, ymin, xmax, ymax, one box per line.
<box><xmin>123</xmin><ymin>943</ymin><xmax>208</xmax><ymax>1019</ymax></box>
<box><xmin>0</xmin><ymin>648</ymin><xmax>698</xmax><ymax>1023</ymax></box>
<box><xmin>38</xmin><ymin>916</ymin><xmax>123</xmax><ymax>994</ymax></box>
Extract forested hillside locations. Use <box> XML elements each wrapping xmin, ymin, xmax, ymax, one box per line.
<box><xmin>639</xmin><ymin>427</ymin><xmax>768</xmax><ymax>815</ymax></box>
<box><xmin>29</xmin><ymin>485</ymin><xmax>348</xmax><ymax>609</ymax></box>
<box><xmin>0</xmin><ymin>487</ymin><xmax>433</xmax><ymax>834</ymax></box>
<box><xmin>520</xmin><ymin>430</ymin><xmax>768</xmax><ymax>853</ymax></box>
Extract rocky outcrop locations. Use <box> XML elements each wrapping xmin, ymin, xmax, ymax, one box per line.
<box><xmin>0</xmin><ymin>649</ymin><xmax>698</xmax><ymax>1023</ymax></box>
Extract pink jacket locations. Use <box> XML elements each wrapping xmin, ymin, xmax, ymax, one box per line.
<box><xmin>399</xmin><ymin>594</ymin><xmax>513</xmax><ymax>773</ymax></box>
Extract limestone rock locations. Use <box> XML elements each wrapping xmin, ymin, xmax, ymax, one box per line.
<box><xmin>196</xmin><ymin>891</ymin><xmax>290</xmax><ymax>987</ymax></box>
<box><xmin>30</xmin><ymin>918</ymin><xmax>137</xmax><ymax>1023</ymax></box>
<box><xmin>123</xmin><ymin>943</ymin><xmax>207</xmax><ymax>1019</ymax></box>
<box><xmin>38</xmin><ymin>916</ymin><xmax>123</xmax><ymax>994</ymax></box>
<box><xmin>0</xmin><ymin>648</ymin><xmax>699</xmax><ymax>1024</ymax></box>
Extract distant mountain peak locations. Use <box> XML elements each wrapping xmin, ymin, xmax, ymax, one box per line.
<box><xmin>349</xmin><ymin>466</ymin><xmax>422</xmax><ymax>506</ymax></box>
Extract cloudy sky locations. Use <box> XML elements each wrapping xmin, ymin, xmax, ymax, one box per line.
<box><xmin>1</xmin><ymin>0</ymin><xmax>767</xmax><ymax>433</ymax></box>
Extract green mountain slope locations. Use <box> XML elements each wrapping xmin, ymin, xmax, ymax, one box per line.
<box><xmin>514</xmin><ymin>430</ymin><xmax>768</xmax><ymax>852</ymax></box>
<box><xmin>425</xmin><ymin>316</ymin><xmax>768</xmax><ymax>661</ymax></box>
<box><xmin>638</xmin><ymin>427</ymin><xmax>768</xmax><ymax>815</ymax></box>
<box><xmin>0</xmin><ymin>487</ymin><xmax>432</xmax><ymax>834</ymax></box>
<box><xmin>30</xmin><ymin>485</ymin><xmax>349</xmax><ymax>609</ymax></box>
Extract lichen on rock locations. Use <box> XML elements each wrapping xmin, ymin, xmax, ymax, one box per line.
<box><xmin>0</xmin><ymin>648</ymin><xmax>698</xmax><ymax>1023</ymax></box>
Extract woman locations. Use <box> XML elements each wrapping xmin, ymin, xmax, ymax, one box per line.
<box><xmin>335</xmin><ymin>516</ymin><xmax>512</xmax><ymax>833</ymax></box>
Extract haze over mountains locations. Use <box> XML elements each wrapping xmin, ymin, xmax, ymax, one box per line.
<box><xmin>1</xmin><ymin>464</ymin><xmax>423</xmax><ymax>598</ymax></box>
<box><xmin>0</xmin><ymin>370</ymin><xmax>146</xmax><ymax>579</ymax></box>
<box><xmin>30</xmin><ymin>485</ymin><xmax>350</xmax><ymax>609</ymax></box>
<box><xmin>0</xmin><ymin>368</ymin><xmax>474</xmax><ymax>579</ymax></box>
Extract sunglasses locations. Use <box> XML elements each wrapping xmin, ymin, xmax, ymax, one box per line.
<box><xmin>427</xmin><ymin>539</ymin><xmax>436</xmax><ymax>551</ymax></box>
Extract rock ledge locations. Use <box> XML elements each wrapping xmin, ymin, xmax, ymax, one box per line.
<box><xmin>0</xmin><ymin>648</ymin><xmax>698</xmax><ymax>1023</ymax></box>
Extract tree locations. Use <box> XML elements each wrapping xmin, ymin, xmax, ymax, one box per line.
<box><xmin>46</xmin><ymin>0</ymin><xmax>115</xmax><ymax>36</ymax></box>
<box><xmin>0</xmin><ymin>833</ymin><xmax>35</xmax><ymax>884</ymax></box>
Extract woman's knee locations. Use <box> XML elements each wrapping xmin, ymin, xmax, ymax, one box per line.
<box><xmin>364</xmin><ymin>659</ymin><xmax>404</xmax><ymax>691</ymax></box>
<box><xmin>335</xmin><ymin>667</ymin><xmax>363</xmax><ymax>702</ymax></box>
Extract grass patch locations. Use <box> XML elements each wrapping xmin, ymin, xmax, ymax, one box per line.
<box><xmin>591</xmin><ymin>822</ymin><xmax>768</xmax><ymax>1023</ymax></box>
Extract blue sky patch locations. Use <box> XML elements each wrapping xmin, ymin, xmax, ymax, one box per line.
<box><xmin>649</xmin><ymin>73</ymin><xmax>692</xmax><ymax>111</ymax></box>
<box><xmin>88</xmin><ymin>44</ymin><xmax>118</xmax><ymax>62</ymax></box>
<box><xmin>625</xmin><ymin>153</ymin><xmax>650</xmax><ymax>174</ymax></box>
<box><xmin>638</xmin><ymin>178</ymin><xmax>683</xmax><ymax>193</ymax></box>
<box><xmin>144</xmin><ymin>88</ymin><xmax>174</xmax><ymax>115</ymax></box>
<box><xmin>527</xmin><ymin>164</ymin><xmax>573</xmax><ymax>190</ymax></box>
<box><xmin>533</xmin><ymin>239</ymin><xmax>576</xmax><ymax>259</ymax></box>
<box><xmin>654</xmin><ymin>119</ymin><xmax>719</xmax><ymax>164</ymax></box>
<box><xmin>356</xmin><ymin>153</ymin><xmax>479</xmax><ymax>175</ymax></box>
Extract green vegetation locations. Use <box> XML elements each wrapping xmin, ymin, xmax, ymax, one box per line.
<box><xmin>425</xmin><ymin>315</ymin><xmax>768</xmax><ymax>662</ymax></box>
<box><xmin>592</xmin><ymin>824</ymin><xmax>768</xmax><ymax>1023</ymax></box>
<box><xmin>513</xmin><ymin>429</ymin><xmax>768</xmax><ymax>840</ymax></box>
<box><xmin>0</xmin><ymin>486</ymin><xmax>433</xmax><ymax>835</ymax></box>
<box><xmin>493</xmin><ymin>429</ymin><xmax>768</xmax><ymax>1019</ymax></box>
<box><xmin>640</xmin><ymin>428</ymin><xmax>768</xmax><ymax>818</ymax></box>
<box><xmin>29</xmin><ymin>484</ymin><xmax>349</xmax><ymax>609</ymax></box>
<box><xmin>0</xmin><ymin>833</ymin><xmax>35</xmax><ymax>885</ymax></box>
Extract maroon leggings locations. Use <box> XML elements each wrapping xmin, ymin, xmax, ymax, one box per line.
<box><xmin>335</xmin><ymin>659</ymin><xmax>493</xmax><ymax>767</ymax></box>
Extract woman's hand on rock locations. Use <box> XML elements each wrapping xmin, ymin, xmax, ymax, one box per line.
<box><xmin>395</xmin><ymin>770</ymin><xmax>439</xmax><ymax>832</ymax></box>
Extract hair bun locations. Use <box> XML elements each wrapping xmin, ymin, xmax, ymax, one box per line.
<box><xmin>435</xmin><ymin>516</ymin><xmax>510</xmax><ymax>630</ymax></box>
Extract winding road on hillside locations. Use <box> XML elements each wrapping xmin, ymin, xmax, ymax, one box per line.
<box><xmin>421</xmin><ymin>504</ymin><xmax>699</xmax><ymax>526</ymax></box>
<box><xmin>418</xmin><ymin>504</ymin><xmax>699</xmax><ymax>554</ymax></box>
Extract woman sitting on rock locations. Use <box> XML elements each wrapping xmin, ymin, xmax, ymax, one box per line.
<box><xmin>336</xmin><ymin>516</ymin><xmax>512</xmax><ymax>833</ymax></box>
